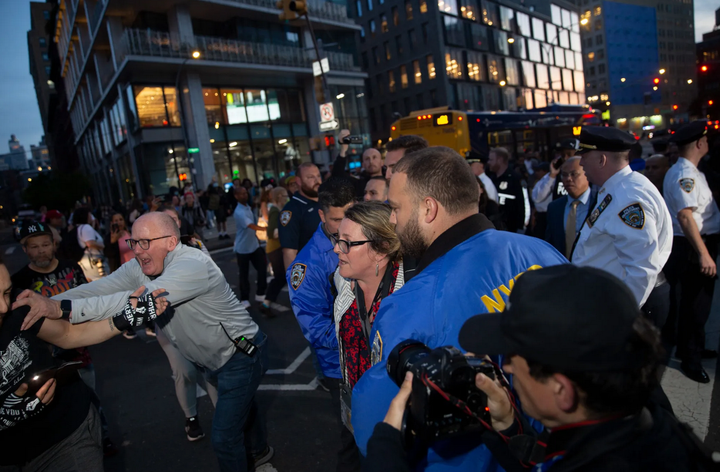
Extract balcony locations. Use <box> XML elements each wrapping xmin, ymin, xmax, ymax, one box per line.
<box><xmin>218</xmin><ymin>0</ymin><xmax>356</xmax><ymax>26</ymax></box>
<box><xmin>118</xmin><ymin>28</ymin><xmax>362</xmax><ymax>73</ymax></box>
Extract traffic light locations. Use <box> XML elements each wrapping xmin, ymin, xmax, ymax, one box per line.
<box><xmin>672</xmin><ymin>104</ymin><xmax>678</xmax><ymax>111</ymax></box>
<box><xmin>653</xmin><ymin>77</ymin><xmax>660</xmax><ymax>85</ymax></box>
<box><xmin>276</xmin><ymin>0</ymin><xmax>307</xmax><ymax>20</ymax></box>
<box><xmin>701</xmin><ymin>65</ymin><xmax>709</xmax><ymax>72</ymax></box>
<box><xmin>314</xmin><ymin>76</ymin><xmax>326</xmax><ymax>104</ymax></box>
<box><xmin>710</xmin><ymin>100</ymin><xmax>715</xmax><ymax>106</ymax></box>
<box><xmin>324</xmin><ymin>134</ymin><xmax>336</xmax><ymax>148</ymax></box>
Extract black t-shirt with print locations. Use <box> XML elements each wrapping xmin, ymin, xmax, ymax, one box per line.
<box><xmin>0</xmin><ymin>306</ymin><xmax>92</xmax><ymax>465</ymax></box>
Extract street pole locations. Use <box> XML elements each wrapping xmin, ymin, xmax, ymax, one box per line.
<box><xmin>174</xmin><ymin>56</ymin><xmax>196</xmax><ymax>192</ymax></box>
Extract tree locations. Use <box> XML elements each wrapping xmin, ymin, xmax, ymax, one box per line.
<box><xmin>22</xmin><ymin>172</ymin><xmax>92</xmax><ymax>213</ymax></box>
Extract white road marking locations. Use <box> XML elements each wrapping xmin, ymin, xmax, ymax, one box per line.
<box><xmin>270</xmin><ymin>302</ymin><xmax>290</xmax><ymax>313</ymax></box>
<box><xmin>259</xmin><ymin>378</ymin><xmax>318</xmax><ymax>391</ymax></box>
<box><xmin>209</xmin><ymin>247</ymin><xmax>234</xmax><ymax>256</ymax></box>
<box><xmin>266</xmin><ymin>347</ymin><xmax>311</xmax><ymax>375</ymax></box>
<box><xmin>5</xmin><ymin>246</ymin><xmax>16</xmax><ymax>255</ymax></box>
<box><xmin>256</xmin><ymin>463</ymin><xmax>278</xmax><ymax>471</ymax></box>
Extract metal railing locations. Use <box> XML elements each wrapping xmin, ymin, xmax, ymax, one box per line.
<box><xmin>222</xmin><ymin>0</ymin><xmax>355</xmax><ymax>24</ymax></box>
<box><xmin>119</xmin><ymin>29</ymin><xmax>360</xmax><ymax>72</ymax></box>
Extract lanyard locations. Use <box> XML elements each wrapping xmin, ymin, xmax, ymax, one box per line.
<box><xmin>354</xmin><ymin>264</ymin><xmax>394</xmax><ymax>342</ymax></box>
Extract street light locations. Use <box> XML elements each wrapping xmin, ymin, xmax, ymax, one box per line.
<box><xmin>688</xmin><ymin>79</ymin><xmax>693</xmax><ymax>84</ymax></box>
<box><xmin>507</xmin><ymin>37</ymin><xmax>515</xmax><ymax>44</ymax></box>
<box><xmin>499</xmin><ymin>80</ymin><xmax>507</xmax><ymax>86</ymax></box>
<box><xmin>659</xmin><ymin>69</ymin><xmax>666</xmax><ymax>74</ymax></box>
<box><xmin>192</xmin><ymin>50</ymin><xmax>201</xmax><ymax>59</ymax></box>
<box><xmin>621</xmin><ymin>78</ymin><xmax>626</xmax><ymax>82</ymax></box>
<box><xmin>580</xmin><ymin>17</ymin><xmax>589</xmax><ymax>25</ymax></box>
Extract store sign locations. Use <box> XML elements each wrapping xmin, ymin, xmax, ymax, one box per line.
<box><xmin>188</xmin><ymin>148</ymin><xmax>200</xmax><ymax>154</ymax></box>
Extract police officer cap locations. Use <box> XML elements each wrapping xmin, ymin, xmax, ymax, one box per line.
<box><xmin>458</xmin><ymin>265</ymin><xmax>646</xmax><ymax>371</ymax></box>
<box><xmin>669</xmin><ymin>121</ymin><xmax>707</xmax><ymax>147</ymax></box>
<box><xmin>577</xmin><ymin>127</ymin><xmax>636</xmax><ymax>154</ymax></box>
<box><xmin>556</xmin><ymin>138</ymin><xmax>580</xmax><ymax>151</ymax></box>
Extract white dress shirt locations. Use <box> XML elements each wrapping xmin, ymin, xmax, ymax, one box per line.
<box><xmin>572</xmin><ymin>166</ymin><xmax>672</xmax><ymax>307</ymax></box>
<box><xmin>531</xmin><ymin>173</ymin><xmax>556</xmax><ymax>212</ymax></box>
<box><xmin>663</xmin><ymin>157</ymin><xmax>720</xmax><ymax>236</ymax></box>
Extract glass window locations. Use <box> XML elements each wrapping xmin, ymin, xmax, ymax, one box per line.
<box><xmin>554</xmin><ymin>47</ymin><xmax>565</xmax><ymax>67</ymax></box>
<box><xmin>469</xmin><ymin>23</ymin><xmax>489</xmax><ymax>50</ymax></box>
<box><xmin>512</xmin><ymin>37</ymin><xmax>526</xmax><ymax>59</ymax></box>
<box><xmin>594</xmin><ymin>20</ymin><xmax>601</xmax><ymax>30</ymax></box>
<box><xmin>532</xmin><ymin>18</ymin><xmax>545</xmax><ymax>41</ymax></box>
<box><xmin>551</xmin><ymin>5</ymin><xmax>561</xmax><ymax>25</ymax></box>
<box><xmin>535</xmin><ymin>64</ymin><xmax>549</xmax><ymax>89</ymax></box>
<box><xmin>569</xmin><ymin>92</ymin><xmax>579</xmax><ymax>105</ymax></box>
<box><xmin>409</xmin><ymin>29</ymin><xmax>417</xmax><ymax>49</ymax></box>
<box><xmin>574</xmin><ymin>52</ymin><xmax>583</xmax><ymax>71</ymax></box>
<box><xmin>541</xmin><ymin>44</ymin><xmax>552</xmax><ymax>64</ymax></box>
<box><xmin>487</xmin><ymin>54</ymin><xmax>504</xmax><ymax>83</ymax></box>
<box><xmin>503</xmin><ymin>87</ymin><xmax>517</xmax><ymax>111</ymax></box>
<box><xmin>41</xmin><ymin>53</ymin><xmax>49</xmax><ymax>61</ymax></box>
<box><xmin>267</xmin><ymin>89</ymin><xmax>283</xmax><ymax>120</ymax></box>
<box><xmin>505</xmin><ymin>58</ymin><xmax>519</xmax><ymax>85</ymax></box>
<box><xmin>204</xmin><ymin>88</ymin><xmax>225</xmax><ymax>124</ymax></box>
<box><xmin>534</xmin><ymin>89</ymin><xmax>547</xmax><ymax>108</ymax></box>
<box><xmin>546</xmin><ymin>24</ymin><xmax>557</xmax><ymax>45</ymax></box>
<box><xmin>565</xmin><ymin>49</ymin><xmax>575</xmax><ymax>69</ymax></box>
<box><xmin>367</xmin><ymin>0</ymin><xmax>373</xmax><ymax>11</ymax></box>
<box><xmin>467</xmin><ymin>51</ymin><xmax>484</xmax><ymax>81</ymax></box>
<box><xmin>45</xmin><ymin>66</ymin><xmax>51</xmax><ymax>76</ymax></box>
<box><xmin>574</xmin><ymin>70</ymin><xmax>585</xmax><ymax>92</ymax></box>
<box><xmin>445</xmin><ymin>49</ymin><xmax>464</xmax><ymax>79</ymax></box>
<box><xmin>399</xmin><ymin>65</ymin><xmax>408</xmax><ymax>89</ymax></box>
<box><xmin>422</xmin><ymin>22</ymin><xmax>429</xmax><ymax>43</ymax></box>
<box><xmin>39</xmin><ymin>38</ymin><xmax>46</xmax><ymax>47</ymax></box>
<box><xmin>549</xmin><ymin>67</ymin><xmax>562</xmax><ymax>90</ymax></box>
<box><xmin>370</xmin><ymin>20</ymin><xmax>376</xmax><ymax>37</ymax></box>
<box><xmin>570</xmin><ymin>32</ymin><xmax>581</xmax><ymax>51</ymax></box>
<box><xmin>385</xmin><ymin>41</ymin><xmax>392</xmax><ymax>60</ymax></box>
<box><xmin>420</xmin><ymin>0</ymin><xmax>428</xmax><ymax>13</ymax></box>
<box><xmin>587</xmin><ymin>51</ymin><xmax>595</xmax><ymax>62</ymax></box>
<box><xmin>381</xmin><ymin>15</ymin><xmax>389</xmax><ymax>32</ymax></box>
<box><xmin>523</xmin><ymin>88</ymin><xmax>534</xmax><ymax>109</ymax></box>
<box><xmin>223</xmin><ymin>89</ymin><xmax>247</xmax><ymax>124</ymax></box>
<box><xmin>444</xmin><ymin>16</ymin><xmax>465</xmax><ymax>47</ymax></box>
<box><xmin>162</xmin><ymin>88</ymin><xmax>180</xmax><ymax>126</ymax></box>
<box><xmin>570</xmin><ymin>12</ymin><xmax>579</xmax><ymax>32</ymax></box>
<box><xmin>494</xmin><ymin>30</ymin><xmax>509</xmax><ymax>55</ymax></box>
<box><xmin>561</xmin><ymin>8</ymin><xmax>571</xmax><ymax>28</ymax></box>
<box><xmin>516</xmin><ymin>12</ymin><xmax>530</xmax><ymax>36</ymax></box>
<box><xmin>373</xmin><ymin>47</ymin><xmax>381</xmax><ymax>64</ymax></box>
<box><xmin>481</xmin><ymin>84</ymin><xmax>499</xmax><ymax>110</ymax></box>
<box><xmin>393</xmin><ymin>7</ymin><xmax>399</xmax><ymax>25</ymax></box>
<box><xmin>598</xmin><ymin>63</ymin><xmax>605</xmax><ymax>74</ymax></box>
<box><xmin>427</xmin><ymin>55</ymin><xmax>436</xmax><ymax>79</ymax></box>
<box><xmin>559</xmin><ymin>29</ymin><xmax>569</xmax><ymax>48</ymax></box>
<box><xmin>406</xmin><ymin>0</ymin><xmax>413</xmax><ymax>19</ymax></box>
<box><xmin>360</xmin><ymin>27</ymin><xmax>365</xmax><ymax>42</ymax></box>
<box><xmin>458</xmin><ymin>0</ymin><xmax>476</xmax><ymax>20</ymax></box>
<box><xmin>413</xmin><ymin>60</ymin><xmax>422</xmax><ymax>83</ymax></box>
<box><xmin>499</xmin><ymin>6</ymin><xmax>514</xmax><ymax>31</ymax></box>
<box><xmin>482</xmin><ymin>2</ymin><xmax>498</xmax><ymax>26</ymax></box>
<box><xmin>562</xmin><ymin>69</ymin><xmax>574</xmax><ymax>91</ymax></box>
<box><xmin>357</xmin><ymin>0</ymin><xmax>362</xmax><ymax>16</ymax></box>
<box><xmin>527</xmin><ymin>39</ymin><xmax>541</xmax><ymax>62</ymax></box>
<box><xmin>438</xmin><ymin>0</ymin><xmax>457</xmax><ymax>15</ymax></box>
<box><xmin>133</xmin><ymin>86</ymin><xmax>173</xmax><ymax>127</ymax></box>
<box><xmin>521</xmin><ymin>61</ymin><xmax>536</xmax><ymax>88</ymax></box>
<box><xmin>376</xmin><ymin>75</ymin><xmax>384</xmax><ymax>95</ymax></box>
<box><xmin>457</xmin><ymin>83</ymin><xmax>479</xmax><ymax>110</ymax></box>
<box><xmin>389</xmin><ymin>71</ymin><xmax>396</xmax><ymax>92</ymax></box>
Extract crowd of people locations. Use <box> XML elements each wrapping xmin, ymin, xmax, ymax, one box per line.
<box><xmin>1</xmin><ymin>120</ymin><xmax>719</xmax><ymax>472</ymax></box>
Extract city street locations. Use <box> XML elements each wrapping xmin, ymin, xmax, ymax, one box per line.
<box><xmin>1</xmin><ymin>227</ymin><xmax>719</xmax><ymax>471</ymax></box>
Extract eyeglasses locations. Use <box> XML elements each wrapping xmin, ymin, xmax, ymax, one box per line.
<box><xmin>330</xmin><ymin>233</ymin><xmax>372</xmax><ymax>254</ymax></box>
<box><xmin>126</xmin><ymin>235</ymin><xmax>172</xmax><ymax>250</ymax></box>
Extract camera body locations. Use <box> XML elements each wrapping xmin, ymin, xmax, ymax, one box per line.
<box><xmin>339</xmin><ymin>135</ymin><xmax>363</xmax><ymax>145</ymax></box>
<box><xmin>387</xmin><ymin>340</ymin><xmax>495</xmax><ymax>448</ymax></box>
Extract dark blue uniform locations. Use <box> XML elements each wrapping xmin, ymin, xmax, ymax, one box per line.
<box><xmin>279</xmin><ymin>193</ymin><xmax>321</xmax><ymax>252</ymax></box>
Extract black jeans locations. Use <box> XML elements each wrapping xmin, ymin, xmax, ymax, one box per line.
<box><xmin>327</xmin><ymin>378</ymin><xmax>362</xmax><ymax>472</ymax></box>
<box><xmin>265</xmin><ymin>248</ymin><xmax>287</xmax><ymax>303</ymax></box>
<box><xmin>236</xmin><ymin>248</ymin><xmax>267</xmax><ymax>302</ymax></box>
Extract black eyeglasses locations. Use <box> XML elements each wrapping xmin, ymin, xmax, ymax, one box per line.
<box><xmin>330</xmin><ymin>233</ymin><xmax>372</xmax><ymax>254</ymax></box>
<box><xmin>126</xmin><ymin>235</ymin><xmax>173</xmax><ymax>250</ymax></box>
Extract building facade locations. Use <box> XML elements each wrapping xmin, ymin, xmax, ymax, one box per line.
<box><xmin>354</xmin><ymin>0</ymin><xmax>586</xmax><ymax>142</ymax></box>
<box><xmin>45</xmin><ymin>0</ymin><xmax>367</xmax><ymax>206</ymax></box>
<box><xmin>697</xmin><ymin>7</ymin><xmax>720</xmax><ymax>121</ymax></box>
<box><xmin>576</xmin><ymin>0</ymin><xmax>697</xmax><ymax>132</ymax></box>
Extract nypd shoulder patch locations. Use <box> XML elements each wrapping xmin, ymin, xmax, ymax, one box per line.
<box><xmin>679</xmin><ymin>178</ymin><xmax>695</xmax><ymax>193</ymax></box>
<box><xmin>280</xmin><ymin>210</ymin><xmax>292</xmax><ymax>226</ymax></box>
<box><xmin>618</xmin><ymin>203</ymin><xmax>645</xmax><ymax>230</ymax></box>
<box><xmin>371</xmin><ymin>331</ymin><xmax>383</xmax><ymax>366</ymax></box>
<box><xmin>290</xmin><ymin>263</ymin><xmax>307</xmax><ymax>290</ymax></box>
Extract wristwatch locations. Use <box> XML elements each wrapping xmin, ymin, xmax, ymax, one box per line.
<box><xmin>60</xmin><ymin>300</ymin><xmax>72</xmax><ymax>321</ymax></box>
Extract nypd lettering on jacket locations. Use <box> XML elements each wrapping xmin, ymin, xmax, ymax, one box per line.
<box><xmin>351</xmin><ymin>216</ymin><xmax>566</xmax><ymax>471</ymax></box>
<box><xmin>662</xmin><ymin>157</ymin><xmax>720</xmax><ymax>237</ymax></box>
<box><xmin>572</xmin><ymin>166</ymin><xmax>672</xmax><ymax>307</ymax></box>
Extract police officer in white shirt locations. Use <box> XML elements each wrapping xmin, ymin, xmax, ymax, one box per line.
<box><xmin>662</xmin><ymin>121</ymin><xmax>720</xmax><ymax>383</ymax></box>
<box><xmin>571</xmin><ymin>127</ymin><xmax>672</xmax><ymax>317</ymax></box>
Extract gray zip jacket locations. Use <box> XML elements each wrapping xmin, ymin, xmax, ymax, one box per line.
<box><xmin>52</xmin><ymin>244</ymin><xmax>258</xmax><ymax>371</ymax></box>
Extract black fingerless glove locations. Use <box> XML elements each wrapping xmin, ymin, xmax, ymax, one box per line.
<box><xmin>0</xmin><ymin>392</ymin><xmax>46</xmax><ymax>431</ymax></box>
<box><xmin>112</xmin><ymin>292</ymin><xmax>159</xmax><ymax>331</ymax></box>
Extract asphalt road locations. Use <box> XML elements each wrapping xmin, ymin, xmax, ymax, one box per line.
<box><xmin>1</xmin><ymin>227</ymin><xmax>718</xmax><ymax>471</ymax></box>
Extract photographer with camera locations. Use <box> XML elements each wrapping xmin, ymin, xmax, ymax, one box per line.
<box><xmin>365</xmin><ymin>265</ymin><xmax>712</xmax><ymax>472</ymax></box>
<box><xmin>332</xmin><ymin>129</ymin><xmax>382</xmax><ymax>198</ymax></box>
<box><xmin>351</xmin><ymin>146</ymin><xmax>566</xmax><ymax>471</ymax></box>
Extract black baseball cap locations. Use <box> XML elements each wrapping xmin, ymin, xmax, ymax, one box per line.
<box><xmin>669</xmin><ymin>121</ymin><xmax>707</xmax><ymax>147</ymax></box>
<box><xmin>458</xmin><ymin>265</ymin><xmax>644</xmax><ymax>371</ymax></box>
<box><xmin>556</xmin><ymin>138</ymin><xmax>580</xmax><ymax>151</ymax></box>
<box><xmin>20</xmin><ymin>221</ymin><xmax>53</xmax><ymax>244</ymax></box>
<box><xmin>577</xmin><ymin>127</ymin><xmax>637</xmax><ymax>154</ymax></box>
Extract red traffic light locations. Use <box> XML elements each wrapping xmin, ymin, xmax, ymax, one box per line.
<box><xmin>179</xmin><ymin>173</ymin><xmax>188</xmax><ymax>181</ymax></box>
<box><xmin>710</xmin><ymin>100</ymin><xmax>715</xmax><ymax>106</ymax></box>
<box><xmin>324</xmin><ymin>135</ymin><xmax>336</xmax><ymax>147</ymax></box>
<box><xmin>653</xmin><ymin>78</ymin><xmax>660</xmax><ymax>85</ymax></box>
<box><xmin>701</xmin><ymin>65</ymin><xmax>708</xmax><ymax>72</ymax></box>
<box><xmin>672</xmin><ymin>104</ymin><xmax>678</xmax><ymax>110</ymax></box>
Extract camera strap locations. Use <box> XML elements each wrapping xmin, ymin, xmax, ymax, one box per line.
<box><xmin>354</xmin><ymin>264</ymin><xmax>394</xmax><ymax>343</ymax></box>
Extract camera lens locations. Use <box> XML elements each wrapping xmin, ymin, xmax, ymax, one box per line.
<box><xmin>387</xmin><ymin>339</ymin><xmax>431</xmax><ymax>386</ymax></box>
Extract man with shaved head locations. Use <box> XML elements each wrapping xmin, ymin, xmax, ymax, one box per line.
<box><xmin>13</xmin><ymin>212</ymin><xmax>273</xmax><ymax>471</ymax></box>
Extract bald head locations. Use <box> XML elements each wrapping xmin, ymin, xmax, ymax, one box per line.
<box><xmin>135</xmin><ymin>212</ymin><xmax>181</xmax><ymax>240</ymax></box>
<box><xmin>362</xmin><ymin>148</ymin><xmax>384</xmax><ymax>176</ymax></box>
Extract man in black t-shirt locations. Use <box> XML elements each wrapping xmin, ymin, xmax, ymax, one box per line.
<box><xmin>279</xmin><ymin>162</ymin><xmax>322</xmax><ymax>269</ymax></box>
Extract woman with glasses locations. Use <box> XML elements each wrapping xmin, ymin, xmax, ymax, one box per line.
<box><xmin>331</xmin><ymin>201</ymin><xmax>405</xmax><ymax>470</ymax></box>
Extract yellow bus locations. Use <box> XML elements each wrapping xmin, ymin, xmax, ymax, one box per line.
<box><xmin>389</xmin><ymin>105</ymin><xmax>601</xmax><ymax>160</ymax></box>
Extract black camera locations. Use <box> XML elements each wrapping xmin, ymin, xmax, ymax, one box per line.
<box><xmin>340</xmin><ymin>135</ymin><xmax>363</xmax><ymax>145</ymax></box>
<box><xmin>387</xmin><ymin>340</ymin><xmax>496</xmax><ymax>448</ymax></box>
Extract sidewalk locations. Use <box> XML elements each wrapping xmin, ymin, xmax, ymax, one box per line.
<box><xmin>200</xmin><ymin>214</ymin><xmax>237</xmax><ymax>252</ymax></box>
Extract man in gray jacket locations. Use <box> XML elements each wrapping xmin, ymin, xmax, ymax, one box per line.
<box><xmin>15</xmin><ymin>212</ymin><xmax>272</xmax><ymax>472</ymax></box>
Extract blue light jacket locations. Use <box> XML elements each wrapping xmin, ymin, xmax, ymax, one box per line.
<box><xmin>287</xmin><ymin>223</ymin><xmax>341</xmax><ymax>378</ymax></box>
<box><xmin>352</xmin><ymin>216</ymin><xmax>567</xmax><ymax>471</ymax></box>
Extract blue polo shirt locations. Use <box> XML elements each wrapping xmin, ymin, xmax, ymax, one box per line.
<box><xmin>233</xmin><ymin>203</ymin><xmax>260</xmax><ymax>255</ymax></box>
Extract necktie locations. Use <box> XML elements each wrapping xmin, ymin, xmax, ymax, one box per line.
<box><xmin>565</xmin><ymin>200</ymin><xmax>580</xmax><ymax>259</ymax></box>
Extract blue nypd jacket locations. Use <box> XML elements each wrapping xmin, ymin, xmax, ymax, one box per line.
<box><xmin>352</xmin><ymin>214</ymin><xmax>567</xmax><ymax>471</ymax></box>
<box><xmin>287</xmin><ymin>223</ymin><xmax>342</xmax><ymax>379</ymax></box>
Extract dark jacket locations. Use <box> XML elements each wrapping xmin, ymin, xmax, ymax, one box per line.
<box><xmin>546</xmin><ymin>192</ymin><xmax>598</xmax><ymax>256</ymax></box>
<box><xmin>491</xmin><ymin>169</ymin><xmax>526</xmax><ymax>233</ymax></box>
<box><xmin>332</xmin><ymin>152</ymin><xmax>376</xmax><ymax>198</ymax></box>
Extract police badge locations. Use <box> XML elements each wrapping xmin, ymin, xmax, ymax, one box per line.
<box><xmin>290</xmin><ymin>263</ymin><xmax>306</xmax><ymax>290</ymax></box>
<box><xmin>679</xmin><ymin>178</ymin><xmax>695</xmax><ymax>193</ymax></box>
<box><xmin>587</xmin><ymin>194</ymin><xmax>613</xmax><ymax>228</ymax></box>
<box><xmin>280</xmin><ymin>211</ymin><xmax>292</xmax><ymax>226</ymax></box>
<box><xmin>499</xmin><ymin>181</ymin><xmax>508</xmax><ymax>190</ymax></box>
<box><xmin>618</xmin><ymin>203</ymin><xmax>645</xmax><ymax>229</ymax></box>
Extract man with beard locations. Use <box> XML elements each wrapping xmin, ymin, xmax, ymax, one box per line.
<box><xmin>351</xmin><ymin>146</ymin><xmax>566</xmax><ymax>471</ymax></box>
<box><xmin>332</xmin><ymin>129</ymin><xmax>384</xmax><ymax>198</ymax></box>
<box><xmin>280</xmin><ymin>162</ymin><xmax>323</xmax><ymax>269</ymax></box>
<box><xmin>487</xmin><ymin>147</ymin><xmax>528</xmax><ymax>233</ymax></box>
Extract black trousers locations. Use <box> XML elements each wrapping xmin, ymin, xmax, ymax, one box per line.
<box><xmin>641</xmin><ymin>281</ymin><xmax>670</xmax><ymax>330</ymax></box>
<box><xmin>663</xmin><ymin>235</ymin><xmax>719</xmax><ymax>369</ymax></box>
<box><xmin>532</xmin><ymin>211</ymin><xmax>548</xmax><ymax>240</ymax></box>
<box><xmin>265</xmin><ymin>248</ymin><xmax>287</xmax><ymax>303</ymax></box>
<box><xmin>327</xmin><ymin>378</ymin><xmax>362</xmax><ymax>472</ymax></box>
<box><xmin>236</xmin><ymin>248</ymin><xmax>267</xmax><ymax>301</ymax></box>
